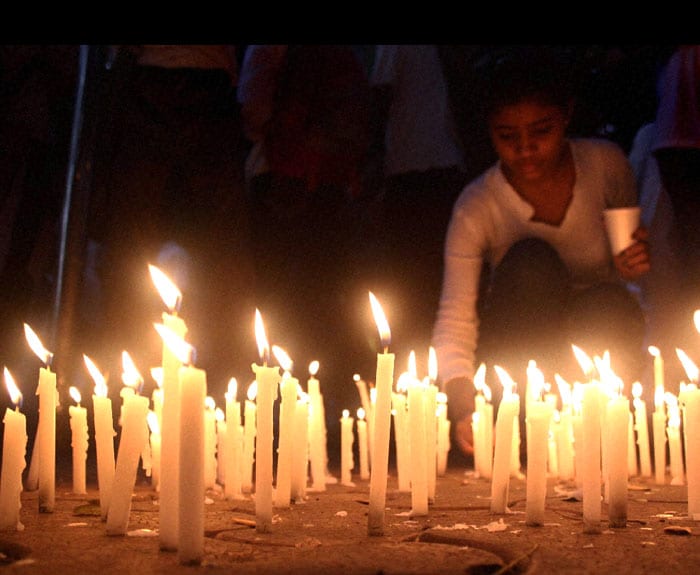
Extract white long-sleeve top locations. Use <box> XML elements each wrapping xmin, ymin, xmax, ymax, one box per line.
<box><xmin>431</xmin><ymin>138</ymin><xmax>638</xmax><ymax>383</ymax></box>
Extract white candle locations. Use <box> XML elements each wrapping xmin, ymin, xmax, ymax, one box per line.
<box><xmin>627</xmin><ymin>411</ymin><xmax>638</xmax><ymax>477</ymax></box>
<box><xmin>106</xmin><ymin>389</ymin><xmax>149</xmax><ymax>535</ymax></box>
<box><xmin>224</xmin><ymin>378</ymin><xmax>243</xmax><ymax>500</ymax></box>
<box><xmin>35</xmin><ymin>368</ymin><xmax>55</xmax><ymax>510</ymax></box>
<box><xmin>525</xmin><ymin>399</ymin><xmax>553</xmax><ymax>526</ymax></box>
<box><xmin>367</xmin><ymin>292</ymin><xmax>395</xmax><ymax>536</ymax></box>
<box><xmin>683</xmin><ymin>386</ymin><xmax>700</xmax><ymax>518</ymax></box>
<box><xmin>391</xmin><ymin>385</ymin><xmax>410</xmax><ymax>492</ymax></box>
<box><xmin>252</xmin><ymin>309</ymin><xmax>281</xmax><ymax>534</ymax></box>
<box><xmin>665</xmin><ymin>393</ymin><xmax>684</xmax><ymax>485</ymax></box>
<box><xmin>0</xmin><ymin>368</ymin><xmax>27</xmax><ymax>531</ymax></box>
<box><xmin>408</xmin><ymin>375</ymin><xmax>428</xmax><ymax>517</ymax></box>
<box><xmin>649</xmin><ymin>345</ymin><xmax>664</xmax><ymax>393</ymax></box>
<box><xmin>490</xmin><ymin>366</ymin><xmax>520</xmax><ymax>514</ymax></box>
<box><xmin>215</xmin><ymin>406</ymin><xmax>226</xmax><ymax>487</ymax></box>
<box><xmin>606</xmin><ymin>392</ymin><xmax>629</xmax><ymax>528</ymax></box>
<box><xmin>632</xmin><ymin>382</ymin><xmax>652</xmax><ymax>478</ymax></box>
<box><xmin>354</xmin><ymin>374</ymin><xmax>372</xmax><ymax>433</ymax></box>
<box><xmin>340</xmin><ymin>409</ymin><xmax>355</xmax><ymax>486</ymax></box>
<box><xmin>581</xmin><ymin>379</ymin><xmax>602</xmax><ymax>533</ymax></box>
<box><xmin>203</xmin><ymin>397</ymin><xmax>217</xmax><ymax>489</ymax></box>
<box><xmin>147</xmin><ymin>411</ymin><xmax>161</xmax><ymax>491</ymax></box>
<box><xmin>150</xmin><ymin>264</ymin><xmax>186</xmax><ymax>551</ymax></box>
<box><xmin>68</xmin><ymin>386</ymin><xmax>89</xmax><ymax>495</ymax></box>
<box><xmin>436</xmin><ymin>395</ymin><xmax>451</xmax><ymax>477</ymax></box>
<box><xmin>307</xmin><ymin>361</ymin><xmax>327</xmax><ymax>491</ymax></box>
<box><xmin>652</xmin><ymin>385</ymin><xmax>667</xmax><ymax>485</ymax></box>
<box><xmin>177</xmin><ymin>357</ymin><xmax>207</xmax><ymax>565</ymax></box>
<box><xmin>291</xmin><ymin>394</ymin><xmax>309</xmax><ymax>501</ymax></box>
<box><xmin>242</xmin><ymin>388</ymin><xmax>256</xmax><ymax>494</ymax></box>
<box><xmin>272</xmin><ymin>346</ymin><xmax>298</xmax><ymax>507</ymax></box>
<box><xmin>85</xmin><ymin>355</ymin><xmax>115</xmax><ymax>520</ymax></box>
<box><xmin>150</xmin><ymin>367</ymin><xmax>164</xmax><ymax>430</ymax></box>
<box><xmin>356</xmin><ymin>407</ymin><xmax>369</xmax><ymax>480</ymax></box>
<box><xmin>425</xmin><ymin>381</ymin><xmax>438</xmax><ymax>502</ymax></box>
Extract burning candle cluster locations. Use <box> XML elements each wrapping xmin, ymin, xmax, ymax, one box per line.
<box><xmin>1</xmin><ymin>266</ymin><xmax>700</xmax><ymax>564</ymax></box>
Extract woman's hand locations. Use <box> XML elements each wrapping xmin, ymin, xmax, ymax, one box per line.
<box><xmin>613</xmin><ymin>225</ymin><xmax>651</xmax><ymax>280</ymax></box>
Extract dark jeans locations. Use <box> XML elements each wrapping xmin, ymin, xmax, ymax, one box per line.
<box><xmin>475</xmin><ymin>238</ymin><xmax>647</xmax><ymax>400</ymax></box>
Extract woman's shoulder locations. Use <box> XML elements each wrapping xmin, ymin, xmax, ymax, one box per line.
<box><xmin>454</xmin><ymin>164</ymin><xmax>500</xmax><ymax>210</ymax></box>
<box><xmin>571</xmin><ymin>137</ymin><xmax>630</xmax><ymax>167</ymax></box>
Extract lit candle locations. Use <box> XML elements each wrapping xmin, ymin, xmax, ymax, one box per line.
<box><xmin>682</xmin><ymin>384</ymin><xmax>700</xmax><ymax>518</ymax></box>
<box><xmin>85</xmin><ymin>354</ymin><xmax>115</xmax><ymax>520</ymax></box>
<box><xmin>474</xmin><ymin>364</ymin><xmax>493</xmax><ymax>480</ymax></box>
<box><xmin>224</xmin><ymin>378</ymin><xmax>243</xmax><ymax>500</ymax></box>
<box><xmin>391</xmin><ymin>377</ymin><xmax>410</xmax><ymax>492</ymax></box>
<box><xmin>554</xmin><ymin>374</ymin><xmax>575</xmax><ymax>482</ymax></box>
<box><xmin>24</xmin><ymin>323</ymin><xmax>56</xmax><ymax>513</ymax></box>
<box><xmin>307</xmin><ymin>361</ymin><xmax>327</xmax><ymax>491</ymax></box>
<box><xmin>649</xmin><ymin>345</ymin><xmax>665</xmax><ymax>394</ymax></box>
<box><xmin>367</xmin><ymin>292</ymin><xmax>395</xmax><ymax>536</ymax></box>
<box><xmin>627</xmin><ymin>410</ymin><xmax>638</xmax><ymax>478</ymax></box>
<box><xmin>147</xmin><ymin>411</ymin><xmax>161</xmax><ymax>491</ymax></box>
<box><xmin>525</xmin><ymin>385</ymin><xmax>553</xmax><ymax>527</ymax></box>
<box><xmin>652</xmin><ymin>384</ymin><xmax>667</xmax><ymax>485</ymax></box>
<box><xmin>203</xmin><ymin>396</ymin><xmax>217</xmax><ymax>489</ymax></box>
<box><xmin>272</xmin><ymin>345</ymin><xmax>297</xmax><ymax>507</ymax></box>
<box><xmin>356</xmin><ymin>407</ymin><xmax>369</xmax><ymax>480</ymax></box>
<box><xmin>340</xmin><ymin>409</ymin><xmax>355</xmax><ymax>486</ymax></box>
<box><xmin>604</xmin><ymin>374</ymin><xmax>628</xmax><ymax>528</ymax></box>
<box><xmin>242</xmin><ymin>382</ymin><xmax>257</xmax><ymax>494</ymax></box>
<box><xmin>0</xmin><ymin>367</ymin><xmax>27</xmax><ymax>531</ymax></box>
<box><xmin>354</xmin><ymin>373</ymin><xmax>372</xmax><ymax>444</ymax></box>
<box><xmin>150</xmin><ymin>367</ymin><xmax>163</xmax><ymax>431</ymax></box>
<box><xmin>631</xmin><ymin>381</ymin><xmax>652</xmax><ymax>478</ymax></box>
<box><xmin>106</xmin><ymin>353</ymin><xmax>150</xmax><ymax>536</ymax></box>
<box><xmin>251</xmin><ymin>309</ymin><xmax>281</xmax><ymax>534</ymax></box>
<box><xmin>575</xmin><ymin>344</ymin><xmax>602</xmax><ymax>534</ymax></box>
<box><xmin>571</xmin><ymin>382</ymin><xmax>584</xmax><ymax>488</ymax></box>
<box><xmin>665</xmin><ymin>393</ymin><xmax>685</xmax><ymax>485</ymax></box>
<box><xmin>68</xmin><ymin>386</ymin><xmax>89</xmax><ymax>495</ymax></box>
<box><xmin>150</xmin><ymin>263</ymin><xmax>187</xmax><ymax>551</ymax></box>
<box><xmin>490</xmin><ymin>365</ymin><xmax>520</xmax><ymax>514</ymax></box>
<box><xmin>407</xmin><ymin>361</ymin><xmax>428</xmax><ymax>517</ymax></box>
<box><xmin>291</xmin><ymin>392</ymin><xmax>309</xmax><ymax>501</ymax></box>
<box><xmin>214</xmin><ymin>404</ymin><xmax>226</xmax><ymax>487</ymax></box>
<box><xmin>425</xmin><ymin>347</ymin><xmax>438</xmax><ymax>502</ymax></box>
<box><xmin>436</xmin><ymin>392</ymin><xmax>450</xmax><ymax>477</ymax></box>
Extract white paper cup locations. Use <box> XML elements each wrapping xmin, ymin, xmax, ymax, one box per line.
<box><xmin>603</xmin><ymin>206</ymin><xmax>641</xmax><ymax>255</ymax></box>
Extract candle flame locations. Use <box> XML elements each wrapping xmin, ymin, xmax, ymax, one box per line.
<box><xmin>473</xmin><ymin>362</ymin><xmax>486</xmax><ymax>393</ymax></box>
<box><xmin>555</xmin><ymin>374</ymin><xmax>572</xmax><ymax>406</ymax></box>
<box><xmin>149</xmin><ymin>264</ymin><xmax>182</xmax><ymax>312</ymax></box>
<box><xmin>572</xmin><ymin>344</ymin><xmax>594</xmax><ymax>379</ymax></box>
<box><xmin>676</xmin><ymin>347</ymin><xmax>699</xmax><ymax>382</ymax></box>
<box><xmin>357</xmin><ymin>407</ymin><xmax>365</xmax><ymax>420</ymax></box>
<box><xmin>254</xmin><ymin>309</ymin><xmax>270</xmax><ymax>363</ymax></box>
<box><xmin>24</xmin><ymin>323</ymin><xmax>53</xmax><ymax>366</ymax></box>
<box><xmin>247</xmin><ymin>380</ymin><xmax>258</xmax><ymax>401</ymax></box>
<box><xmin>3</xmin><ymin>367</ymin><xmax>22</xmax><ymax>406</ymax></box>
<box><xmin>69</xmin><ymin>386</ymin><xmax>82</xmax><ymax>405</ymax></box>
<box><xmin>272</xmin><ymin>345</ymin><xmax>292</xmax><ymax>373</ymax></box>
<box><xmin>526</xmin><ymin>359</ymin><xmax>545</xmax><ymax>402</ymax></box>
<box><xmin>121</xmin><ymin>351</ymin><xmax>142</xmax><ymax>390</ymax></box>
<box><xmin>408</xmin><ymin>350</ymin><xmax>417</xmax><ymax>379</ymax></box>
<box><xmin>694</xmin><ymin>310</ymin><xmax>700</xmax><ymax>334</ymax></box>
<box><xmin>654</xmin><ymin>384</ymin><xmax>665</xmax><ymax>410</ymax></box>
<box><xmin>428</xmin><ymin>346</ymin><xmax>438</xmax><ymax>381</ymax></box>
<box><xmin>309</xmin><ymin>360</ymin><xmax>320</xmax><ymax>376</ymax></box>
<box><xmin>648</xmin><ymin>345</ymin><xmax>661</xmax><ymax>358</ymax></box>
<box><xmin>493</xmin><ymin>365</ymin><xmax>517</xmax><ymax>398</ymax></box>
<box><xmin>631</xmin><ymin>381</ymin><xmax>643</xmax><ymax>400</ymax></box>
<box><xmin>226</xmin><ymin>377</ymin><xmax>238</xmax><ymax>401</ymax></box>
<box><xmin>150</xmin><ymin>367</ymin><xmax>163</xmax><ymax>388</ymax></box>
<box><xmin>205</xmin><ymin>396</ymin><xmax>216</xmax><ymax>410</ymax></box>
<box><xmin>396</xmin><ymin>371</ymin><xmax>411</xmax><ymax>393</ymax></box>
<box><xmin>215</xmin><ymin>406</ymin><xmax>225</xmax><ymax>422</ymax></box>
<box><xmin>83</xmin><ymin>354</ymin><xmax>108</xmax><ymax>397</ymax></box>
<box><xmin>154</xmin><ymin>322</ymin><xmax>193</xmax><ymax>365</ymax></box>
<box><xmin>342</xmin><ymin>408</ymin><xmax>350</xmax><ymax>419</ymax></box>
<box><xmin>368</xmin><ymin>291</ymin><xmax>391</xmax><ymax>349</ymax></box>
<box><xmin>147</xmin><ymin>410</ymin><xmax>160</xmax><ymax>434</ymax></box>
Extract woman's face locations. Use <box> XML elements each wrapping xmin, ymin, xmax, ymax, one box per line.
<box><xmin>488</xmin><ymin>100</ymin><xmax>571</xmax><ymax>185</ymax></box>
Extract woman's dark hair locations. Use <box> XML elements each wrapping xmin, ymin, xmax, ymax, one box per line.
<box><xmin>476</xmin><ymin>46</ymin><xmax>577</xmax><ymax>119</ymax></box>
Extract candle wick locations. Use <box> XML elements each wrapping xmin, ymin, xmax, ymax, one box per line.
<box><xmin>46</xmin><ymin>352</ymin><xmax>55</xmax><ymax>369</ymax></box>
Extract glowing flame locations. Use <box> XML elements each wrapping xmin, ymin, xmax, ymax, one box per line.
<box><xmin>474</xmin><ymin>362</ymin><xmax>486</xmax><ymax>393</ymax></box>
<box><xmin>24</xmin><ymin>323</ymin><xmax>52</xmax><ymax>365</ymax></box>
<box><xmin>83</xmin><ymin>354</ymin><xmax>108</xmax><ymax>397</ymax></box>
<box><xmin>494</xmin><ymin>365</ymin><xmax>517</xmax><ymax>398</ymax></box>
<box><xmin>676</xmin><ymin>348</ymin><xmax>698</xmax><ymax>383</ymax></box>
<box><xmin>395</xmin><ymin>371</ymin><xmax>411</xmax><ymax>393</ymax></box>
<box><xmin>150</xmin><ymin>367</ymin><xmax>163</xmax><ymax>388</ymax></box>
<box><xmin>254</xmin><ymin>309</ymin><xmax>270</xmax><ymax>363</ymax></box>
<box><xmin>555</xmin><ymin>374</ymin><xmax>572</xmax><ymax>406</ymax></box>
<box><xmin>428</xmin><ymin>346</ymin><xmax>438</xmax><ymax>381</ymax></box>
<box><xmin>654</xmin><ymin>384</ymin><xmax>666</xmax><ymax>411</ymax></box>
<box><xmin>648</xmin><ymin>345</ymin><xmax>661</xmax><ymax>359</ymax></box>
<box><xmin>272</xmin><ymin>345</ymin><xmax>292</xmax><ymax>373</ymax></box>
<box><xmin>368</xmin><ymin>291</ymin><xmax>391</xmax><ymax>349</ymax></box>
<box><xmin>154</xmin><ymin>322</ymin><xmax>193</xmax><ymax>365</ymax></box>
<box><xmin>342</xmin><ymin>408</ymin><xmax>350</xmax><ymax>419</ymax></box>
<box><xmin>226</xmin><ymin>377</ymin><xmax>238</xmax><ymax>401</ymax></box>
<box><xmin>147</xmin><ymin>410</ymin><xmax>160</xmax><ymax>434</ymax></box>
<box><xmin>572</xmin><ymin>344</ymin><xmax>595</xmax><ymax>379</ymax></box>
<box><xmin>309</xmin><ymin>361</ymin><xmax>319</xmax><ymax>377</ymax></box>
<box><xmin>205</xmin><ymin>396</ymin><xmax>216</xmax><ymax>410</ymax></box>
<box><xmin>437</xmin><ymin>391</ymin><xmax>447</xmax><ymax>405</ymax></box>
<box><xmin>3</xmin><ymin>367</ymin><xmax>22</xmax><ymax>406</ymax></box>
<box><xmin>215</xmin><ymin>407</ymin><xmax>225</xmax><ymax>422</ymax></box>
<box><xmin>121</xmin><ymin>351</ymin><xmax>142</xmax><ymax>390</ymax></box>
<box><xmin>69</xmin><ymin>386</ymin><xmax>82</xmax><ymax>405</ymax></box>
<box><xmin>149</xmin><ymin>264</ymin><xmax>182</xmax><ymax>312</ymax></box>
<box><xmin>357</xmin><ymin>407</ymin><xmax>366</xmax><ymax>420</ymax></box>
<box><xmin>247</xmin><ymin>381</ymin><xmax>258</xmax><ymax>402</ymax></box>
<box><xmin>408</xmin><ymin>350</ymin><xmax>417</xmax><ymax>379</ymax></box>
<box><xmin>631</xmin><ymin>381</ymin><xmax>644</xmax><ymax>407</ymax></box>
<box><xmin>527</xmin><ymin>359</ymin><xmax>545</xmax><ymax>402</ymax></box>
<box><xmin>694</xmin><ymin>310</ymin><xmax>700</xmax><ymax>334</ymax></box>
